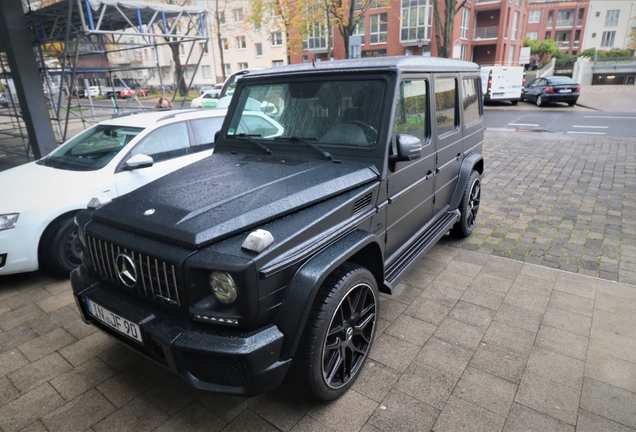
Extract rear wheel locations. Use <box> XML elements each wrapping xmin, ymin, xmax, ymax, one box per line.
<box><xmin>536</xmin><ymin>95</ymin><xmax>543</xmax><ymax>107</ymax></box>
<box><xmin>40</xmin><ymin>214</ymin><xmax>81</xmax><ymax>276</ymax></box>
<box><xmin>452</xmin><ymin>170</ymin><xmax>481</xmax><ymax>238</ymax></box>
<box><xmin>511</xmin><ymin>100</ymin><xmax>519</xmax><ymax>106</ymax></box>
<box><xmin>567</xmin><ymin>101</ymin><xmax>576</xmax><ymax>106</ymax></box>
<box><xmin>293</xmin><ymin>263</ymin><xmax>378</xmax><ymax>401</ymax></box>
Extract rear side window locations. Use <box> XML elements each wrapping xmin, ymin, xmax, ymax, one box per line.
<box><xmin>191</xmin><ymin>117</ymin><xmax>225</xmax><ymax>150</ymax></box>
<box><xmin>462</xmin><ymin>78</ymin><xmax>481</xmax><ymax>125</ymax></box>
<box><xmin>131</xmin><ymin>122</ymin><xmax>190</xmax><ymax>162</ymax></box>
<box><xmin>435</xmin><ymin>78</ymin><xmax>457</xmax><ymax>136</ymax></box>
<box><xmin>392</xmin><ymin>79</ymin><xmax>428</xmax><ymax>143</ymax></box>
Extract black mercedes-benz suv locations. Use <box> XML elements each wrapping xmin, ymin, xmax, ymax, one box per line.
<box><xmin>71</xmin><ymin>56</ymin><xmax>484</xmax><ymax>401</ymax></box>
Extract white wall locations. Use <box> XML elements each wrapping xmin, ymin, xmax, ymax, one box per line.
<box><xmin>582</xmin><ymin>1</ymin><xmax>636</xmax><ymax>52</ymax></box>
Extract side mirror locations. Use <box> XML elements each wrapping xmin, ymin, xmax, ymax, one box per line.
<box><xmin>390</xmin><ymin>134</ymin><xmax>422</xmax><ymax>163</ymax></box>
<box><xmin>123</xmin><ymin>153</ymin><xmax>154</xmax><ymax>170</ymax></box>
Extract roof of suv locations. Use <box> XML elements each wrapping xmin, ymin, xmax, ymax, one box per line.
<box><xmin>100</xmin><ymin>108</ymin><xmax>228</xmax><ymax>128</ymax></box>
<box><xmin>248</xmin><ymin>56</ymin><xmax>480</xmax><ymax>79</ymax></box>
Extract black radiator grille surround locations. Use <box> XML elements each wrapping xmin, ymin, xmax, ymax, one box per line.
<box><xmin>86</xmin><ymin>235</ymin><xmax>181</xmax><ymax>307</ymax></box>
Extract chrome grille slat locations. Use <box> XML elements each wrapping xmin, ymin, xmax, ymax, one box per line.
<box><xmin>86</xmin><ymin>235</ymin><xmax>181</xmax><ymax>307</ymax></box>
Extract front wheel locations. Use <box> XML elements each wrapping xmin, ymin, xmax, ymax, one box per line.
<box><xmin>452</xmin><ymin>170</ymin><xmax>481</xmax><ymax>238</ymax></box>
<box><xmin>293</xmin><ymin>263</ymin><xmax>378</xmax><ymax>401</ymax></box>
<box><xmin>40</xmin><ymin>214</ymin><xmax>82</xmax><ymax>276</ymax></box>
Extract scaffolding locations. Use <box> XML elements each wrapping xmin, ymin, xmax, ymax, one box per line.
<box><xmin>1</xmin><ymin>0</ymin><xmax>208</xmax><ymax>159</ymax></box>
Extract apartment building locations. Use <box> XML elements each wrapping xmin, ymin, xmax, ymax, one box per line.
<box><xmin>582</xmin><ymin>1</ymin><xmax>636</xmax><ymax>51</ymax></box>
<box><xmin>290</xmin><ymin>0</ymin><xmax>530</xmax><ymax>67</ymax></box>
<box><xmin>526</xmin><ymin>0</ymin><xmax>590</xmax><ymax>55</ymax></box>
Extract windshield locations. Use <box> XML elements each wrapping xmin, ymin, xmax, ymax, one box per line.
<box><xmin>226</xmin><ymin>79</ymin><xmax>385</xmax><ymax>147</ymax></box>
<box><xmin>42</xmin><ymin>125</ymin><xmax>144</xmax><ymax>171</ymax></box>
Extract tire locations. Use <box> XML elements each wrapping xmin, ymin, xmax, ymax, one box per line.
<box><xmin>40</xmin><ymin>214</ymin><xmax>82</xmax><ymax>276</ymax></box>
<box><xmin>511</xmin><ymin>100</ymin><xmax>518</xmax><ymax>106</ymax></box>
<box><xmin>292</xmin><ymin>263</ymin><xmax>379</xmax><ymax>401</ymax></box>
<box><xmin>536</xmin><ymin>95</ymin><xmax>543</xmax><ymax>107</ymax></box>
<box><xmin>567</xmin><ymin>101</ymin><xmax>576</xmax><ymax>106</ymax></box>
<box><xmin>452</xmin><ymin>170</ymin><xmax>481</xmax><ymax>238</ymax></box>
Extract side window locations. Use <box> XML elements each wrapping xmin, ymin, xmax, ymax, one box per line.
<box><xmin>462</xmin><ymin>77</ymin><xmax>481</xmax><ymax>125</ymax></box>
<box><xmin>435</xmin><ymin>77</ymin><xmax>457</xmax><ymax>136</ymax></box>
<box><xmin>131</xmin><ymin>122</ymin><xmax>190</xmax><ymax>162</ymax></box>
<box><xmin>392</xmin><ymin>79</ymin><xmax>428</xmax><ymax>144</ymax></box>
<box><xmin>190</xmin><ymin>117</ymin><xmax>225</xmax><ymax>150</ymax></box>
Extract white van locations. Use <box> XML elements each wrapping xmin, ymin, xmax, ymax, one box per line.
<box><xmin>480</xmin><ymin>66</ymin><xmax>525</xmax><ymax>105</ymax></box>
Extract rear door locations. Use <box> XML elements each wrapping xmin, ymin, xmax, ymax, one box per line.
<box><xmin>385</xmin><ymin>76</ymin><xmax>436</xmax><ymax>260</ymax></box>
<box><xmin>431</xmin><ymin>75</ymin><xmax>462</xmax><ymax>217</ymax></box>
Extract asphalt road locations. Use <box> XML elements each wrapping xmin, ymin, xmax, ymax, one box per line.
<box><xmin>484</xmin><ymin>108</ymin><xmax>636</xmax><ymax>137</ymax></box>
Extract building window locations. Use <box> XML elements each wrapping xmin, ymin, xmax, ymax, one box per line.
<box><xmin>460</xmin><ymin>44</ymin><xmax>467</xmax><ymax>61</ymax></box>
<box><xmin>353</xmin><ymin>18</ymin><xmax>366</xmax><ymax>44</ymax></box>
<box><xmin>577</xmin><ymin>8</ymin><xmax>585</xmax><ymax>26</ymax></box>
<box><xmin>179</xmin><ymin>44</ymin><xmax>185</xmax><ymax>55</ymax></box>
<box><xmin>512</xmin><ymin>11</ymin><xmax>519</xmax><ymax>40</ymax></box>
<box><xmin>508</xmin><ymin>45</ymin><xmax>515</xmax><ymax>66</ymax></box>
<box><xmin>184</xmin><ymin>66</ymin><xmax>195</xmax><ymax>79</ymax></box>
<box><xmin>370</xmin><ymin>0</ymin><xmax>388</xmax><ymax>8</ymax></box>
<box><xmin>370</xmin><ymin>13</ymin><xmax>388</xmax><ymax>44</ymax></box>
<box><xmin>435</xmin><ymin>78</ymin><xmax>457</xmax><ymax>136</ymax></box>
<box><xmin>528</xmin><ymin>10</ymin><xmax>540</xmax><ymax>23</ymax></box>
<box><xmin>601</xmin><ymin>31</ymin><xmax>615</xmax><ymax>47</ymax></box>
<box><xmin>238</xmin><ymin>62</ymin><xmax>248</xmax><ymax>70</ymax></box>
<box><xmin>460</xmin><ymin>8</ymin><xmax>470</xmax><ymax>40</ymax></box>
<box><xmin>144</xmin><ymin>49</ymin><xmax>149</xmax><ymax>60</ymax></box>
<box><xmin>200</xmin><ymin>42</ymin><xmax>208</xmax><ymax>54</ymax></box>
<box><xmin>305</xmin><ymin>23</ymin><xmax>327</xmax><ymax>50</ymax></box>
<box><xmin>223</xmin><ymin>64</ymin><xmax>231</xmax><ymax>75</ymax></box>
<box><xmin>545</xmin><ymin>31</ymin><xmax>551</xmax><ymax>39</ymax></box>
<box><xmin>556</xmin><ymin>10</ymin><xmax>574</xmax><ymax>27</ymax></box>
<box><xmin>202</xmin><ymin>65</ymin><xmax>212</xmax><ymax>78</ymax></box>
<box><xmin>233</xmin><ymin>8</ymin><xmax>243</xmax><ymax>21</ymax></box>
<box><xmin>222</xmin><ymin>38</ymin><xmax>229</xmax><ymax>51</ymax></box>
<box><xmin>400</xmin><ymin>0</ymin><xmax>432</xmax><ymax>43</ymax></box>
<box><xmin>218</xmin><ymin>11</ymin><xmax>225</xmax><ymax>24</ymax></box>
<box><xmin>547</xmin><ymin>10</ymin><xmax>554</xmax><ymax>27</ymax></box>
<box><xmin>595</xmin><ymin>11</ymin><xmax>600</xmax><ymax>18</ymax></box>
<box><xmin>591</xmin><ymin>32</ymin><xmax>597</xmax><ymax>38</ymax></box>
<box><xmin>271</xmin><ymin>32</ymin><xmax>283</xmax><ymax>46</ymax></box>
<box><xmin>161</xmin><ymin>67</ymin><xmax>171</xmax><ymax>79</ymax></box>
<box><xmin>605</xmin><ymin>10</ymin><xmax>619</xmax><ymax>27</ymax></box>
<box><xmin>302</xmin><ymin>55</ymin><xmax>309</xmax><ymax>63</ymax></box>
<box><xmin>273</xmin><ymin>60</ymin><xmax>284</xmax><ymax>67</ymax></box>
<box><xmin>255</xmin><ymin>43</ymin><xmax>263</xmax><ymax>57</ymax></box>
<box><xmin>236</xmin><ymin>36</ymin><xmax>246</xmax><ymax>50</ymax></box>
<box><xmin>526</xmin><ymin>32</ymin><xmax>538</xmax><ymax>40</ymax></box>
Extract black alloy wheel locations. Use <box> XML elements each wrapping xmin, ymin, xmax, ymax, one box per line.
<box><xmin>293</xmin><ymin>263</ymin><xmax>378</xmax><ymax>401</ymax></box>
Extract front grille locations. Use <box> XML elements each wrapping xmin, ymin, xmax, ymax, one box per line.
<box><xmin>87</xmin><ymin>236</ymin><xmax>181</xmax><ymax>307</ymax></box>
<box><xmin>180</xmin><ymin>351</ymin><xmax>247</xmax><ymax>387</ymax></box>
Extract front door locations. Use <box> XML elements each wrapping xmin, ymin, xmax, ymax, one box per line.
<box><xmin>385</xmin><ymin>77</ymin><xmax>436</xmax><ymax>260</ymax></box>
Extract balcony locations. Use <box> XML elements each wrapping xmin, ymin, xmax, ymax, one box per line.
<box><xmin>473</xmin><ymin>26</ymin><xmax>499</xmax><ymax>40</ymax></box>
<box><xmin>476</xmin><ymin>0</ymin><xmax>501</xmax><ymax>4</ymax></box>
<box><xmin>555</xmin><ymin>19</ymin><xmax>574</xmax><ymax>28</ymax></box>
<box><xmin>557</xmin><ymin>40</ymin><xmax>570</xmax><ymax>48</ymax></box>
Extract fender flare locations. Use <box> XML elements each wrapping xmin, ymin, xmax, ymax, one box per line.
<box><xmin>449</xmin><ymin>153</ymin><xmax>483</xmax><ymax>210</ymax></box>
<box><xmin>275</xmin><ymin>229</ymin><xmax>382</xmax><ymax>359</ymax></box>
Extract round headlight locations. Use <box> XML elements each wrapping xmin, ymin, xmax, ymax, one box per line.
<box><xmin>209</xmin><ymin>272</ymin><xmax>237</xmax><ymax>304</ymax></box>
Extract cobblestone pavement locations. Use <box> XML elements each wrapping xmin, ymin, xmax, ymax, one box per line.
<box><xmin>441</xmin><ymin>130</ymin><xmax>636</xmax><ymax>286</ymax></box>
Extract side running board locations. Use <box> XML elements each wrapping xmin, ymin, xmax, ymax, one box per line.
<box><xmin>384</xmin><ymin>210</ymin><xmax>460</xmax><ymax>289</ymax></box>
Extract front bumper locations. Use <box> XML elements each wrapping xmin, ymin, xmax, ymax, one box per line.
<box><xmin>71</xmin><ymin>266</ymin><xmax>291</xmax><ymax>396</ymax></box>
<box><xmin>0</xmin><ymin>223</ymin><xmax>40</xmax><ymax>275</ymax></box>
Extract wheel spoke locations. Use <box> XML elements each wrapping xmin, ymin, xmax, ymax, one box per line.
<box><xmin>325</xmin><ymin>349</ymin><xmax>344</xmax><ymax>383</ymax></box>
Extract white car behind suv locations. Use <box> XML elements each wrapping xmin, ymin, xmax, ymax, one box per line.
<box><xmin>0</xmin><ymin>108</ymin><xmax>227</xmax><ymax>276</ymax></box>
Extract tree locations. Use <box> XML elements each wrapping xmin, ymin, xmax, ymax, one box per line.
<box><xmin>433</xmin><ymin>0</ymin><xmax>467</xmax><ymax>58</ymax></box>
<box><xmin>324</xmin><ymin>0</ymin><xmax>373</xmax><ymax>59</ymax></box>
<box><xmin>523</xmin><ymin>37</ymin><xmax>559</xmax><ymax>64</ymax></box>
<box><xmin>212</xmin><ymin>0</ymin><xmax>228</xmax><ymax>82</ymax></box>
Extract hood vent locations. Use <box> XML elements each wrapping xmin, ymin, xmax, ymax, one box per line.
<box><xmin>353</xmin><ymin>193</ymin><xmax>373</xmax><ymax>215</ymax></box>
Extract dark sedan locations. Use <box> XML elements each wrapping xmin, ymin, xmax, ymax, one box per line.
<box><xmin>522</xmin><ymin>76</ymin><xmax>580</xmax><ymax>107</ymax></box>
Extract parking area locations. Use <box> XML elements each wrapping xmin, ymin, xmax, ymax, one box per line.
<box><xmin>2</xmin><ymin>128</ymin><xmax>636</xmax><ymax>431</ymax></box>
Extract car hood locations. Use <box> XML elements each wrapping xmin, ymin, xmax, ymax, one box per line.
<box><xmin>93</xmin><ymin>153</ymin><xmax>379</xmax><ymax>248</ymax></box>
<box><xmin>0</xmin><ymin>162</ymin><xmax>97</xmax><ymax>213</ymax></box>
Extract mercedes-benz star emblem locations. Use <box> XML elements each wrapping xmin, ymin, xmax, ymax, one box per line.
<box><xmin>116</xmin><ymin>254</ymin><xmax>137</xmax><ymax>287</ymax></box>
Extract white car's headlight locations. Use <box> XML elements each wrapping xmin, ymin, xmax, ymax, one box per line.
<box><xmin>0</xmin><ymin>213</ymin><xmax>19</xmax><ymax>231</ymax></box>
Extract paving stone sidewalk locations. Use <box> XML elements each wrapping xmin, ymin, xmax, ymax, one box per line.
<box><xmin>441</xmin><ymin>130</ymin><xmax>636</xmax><ymax>286</ymax></box>
<box><xmin>2</xmin><ymin>245</ymin><xmax>636</xmax><ymax>431</ymax></box>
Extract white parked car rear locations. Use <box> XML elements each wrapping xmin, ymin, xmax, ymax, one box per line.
<box><xmin>0</xmin><ymin>108</ymin><xmax>227</xmax><ymax>276</ymax></box>
<box><xmin>480</xmin><ymin>66</ymin><xmax>525</xmax><ymax>105</ymax></box>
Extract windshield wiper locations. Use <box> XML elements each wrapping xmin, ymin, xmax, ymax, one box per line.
<box><xmin>277</xmin><ymin>136</ymin><xmax>333</xmax><ymax>161</ymax></box>
<box><xmin>236</xmin><ymin>133</ymin><xmax>272</xmax><ymax>155</ymax></box>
